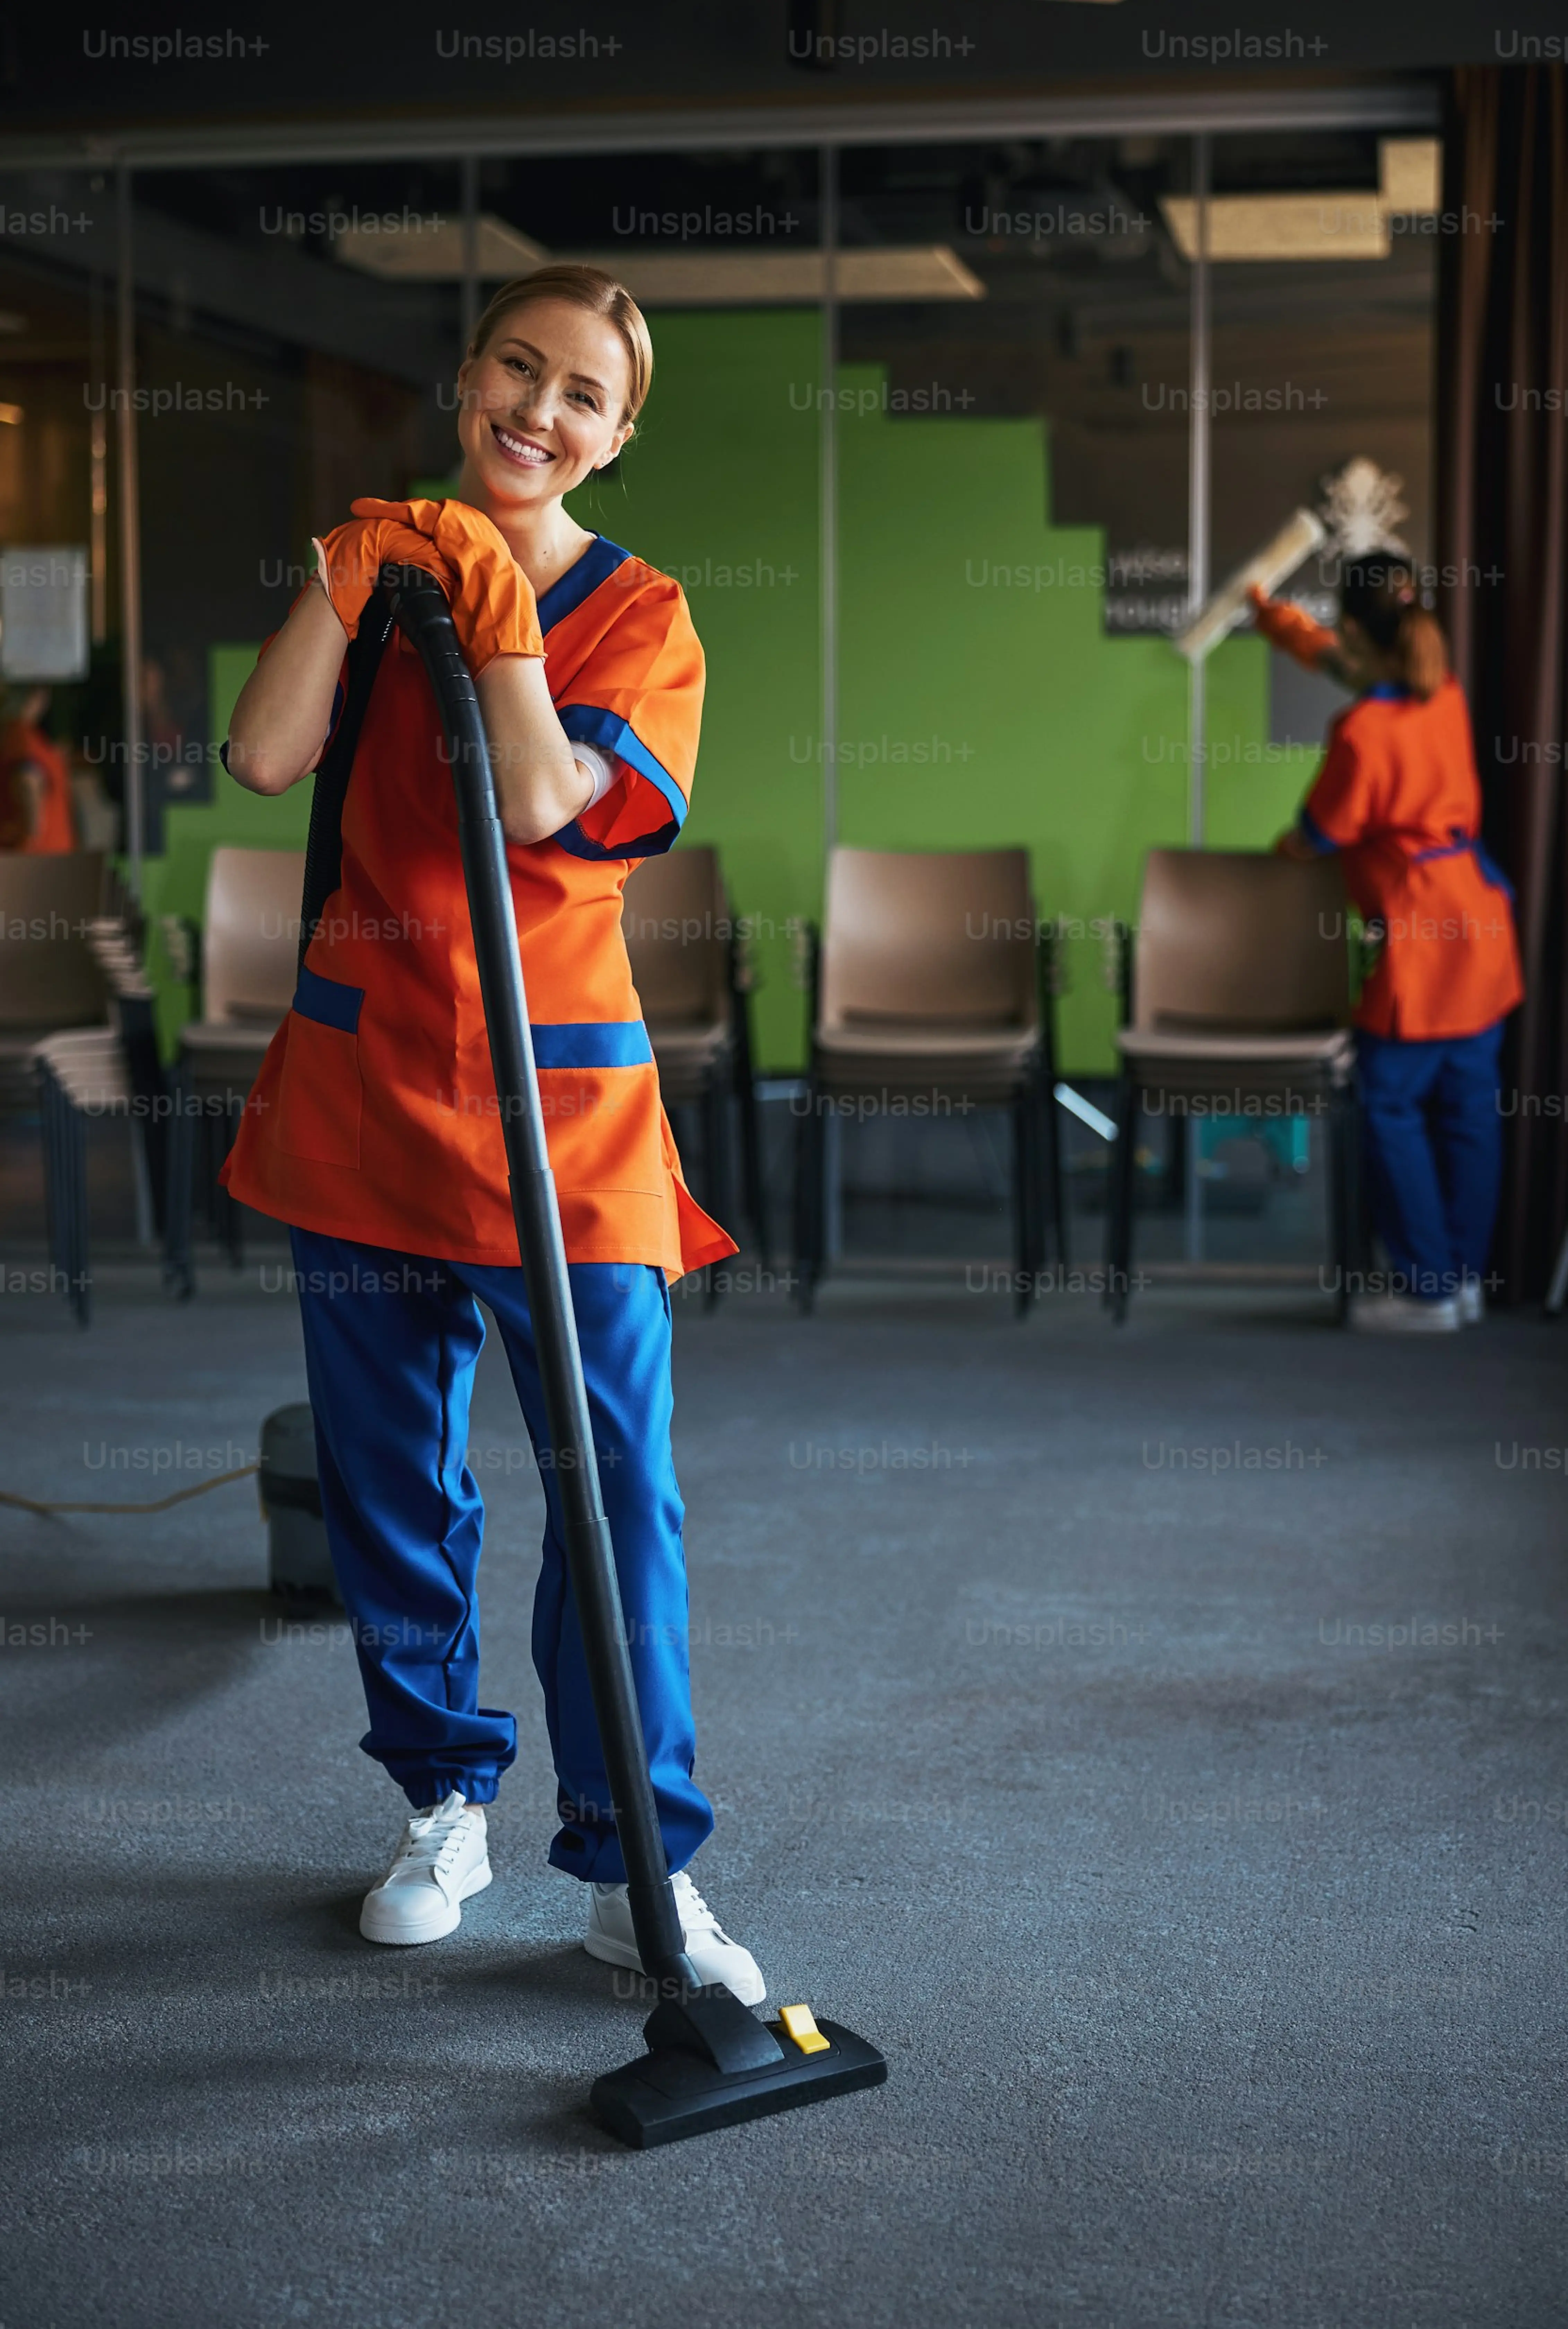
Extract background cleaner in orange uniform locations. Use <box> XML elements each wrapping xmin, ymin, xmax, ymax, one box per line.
<box><xmin>1253</xmin><ymin>554</ymin><xmax>1523</xmax><ymax>1333</ymax></box>
<box><xmin>0</xmin><ymin>687</ymin><xmax>75</xmax><ymax>853</ymax></box>
<box><xmin>221</xmin><ymin>266</ymin><xmax>762</xmax><ymax>2001</ymax></box>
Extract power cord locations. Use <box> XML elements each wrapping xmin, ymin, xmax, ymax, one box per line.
<box><xmin>0</xmin><ymin>1463</ymin><xmax>260</xmax><ymax>1518</ymax></box>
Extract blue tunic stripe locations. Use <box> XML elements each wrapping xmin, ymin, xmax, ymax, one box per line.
<box><xmin>530</xmin><ymin>1020</ymin><xmax>653</xmax><ymax>1070</ymax></box>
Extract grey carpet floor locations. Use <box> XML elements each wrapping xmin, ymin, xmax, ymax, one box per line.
<box><xmin>1</xmin><ymin>1259</ymin><xmax>1565</xmax><ymax>2329</ymax></box>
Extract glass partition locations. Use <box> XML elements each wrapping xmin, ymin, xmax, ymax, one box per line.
<box><xmin>0</xmin><ymin>120</ymin><xmax>1436</xmax><ymax>1278</ymax></box>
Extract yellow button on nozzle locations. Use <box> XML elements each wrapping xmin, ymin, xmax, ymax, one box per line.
<box><xmin>778</xmin><ymin>2003</ymin><xmax>831</xmax><ymax>2056</ymax></box>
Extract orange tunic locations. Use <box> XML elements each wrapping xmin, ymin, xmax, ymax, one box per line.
<box><xmin>1302</xmin><ymin>679</ymin><xmax>1524</xmax><ymax>1040</ymax></box>
<box><xmin>222</xmin><ymin>534</ymin><xmax>736</xmax><ymax>1278</ymax></box>
<box><xmin>0</xmin><ymin>722</ymin><xmax>75</xmax><ymax>853</ymax></box>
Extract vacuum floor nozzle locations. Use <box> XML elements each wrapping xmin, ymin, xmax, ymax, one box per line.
<box><xmin>591</xmin><ymin>1994</ymin><xmax>887</xmax><ymax>2149</ymax></box>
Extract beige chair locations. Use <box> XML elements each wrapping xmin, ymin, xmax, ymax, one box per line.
<box><xmin>796</xmin><ymin>847</ymin><xmax>1064</xmax><ymax>1314</ymax></box>
<box><xmin>185</xmin><ymin>845</ymin><xmax>303</xmax><ymax>1036</ymax></box>
<box><xmin>168</xmin><ymin>847</ymin><xmax>303</xmax><ymax>1281</ymax></box>
<box><xmin>1106</xmin><ymin>847</ymin><xmax>1357</xmax><ymax>1321</ymax></box>
<box><xmin>622</xmin><ymin>846</ymin><xmax>768</xmax><ymax>1279</ymax></box>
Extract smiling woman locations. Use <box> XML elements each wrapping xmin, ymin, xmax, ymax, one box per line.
<box><xmin>212</xmin><ymin>264</ymin><xmax>759</xmax><ymax>1995</ymax></box>
<box><xmin>224</xmin><ymin>267</ymin><xmax>654</xmax><ymax>843</ymax></box>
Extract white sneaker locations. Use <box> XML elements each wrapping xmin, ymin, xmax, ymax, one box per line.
<box><xmin>359</xmin><ymin>1790</ymin><xmax>491</xmax><ymax>1945</ymax></box>
<box><xmin>1459</xmin><ymin>1276</ymin><xmax>1486</xmax><ymax>1325</ymax></box>
<box><xmin>1350</xmin><ymin>1293</ymin><xmax>1461</xmax><ymax>1335</ymax></box>
<box><xmin>583</xmin><ymin>1868</ymin><xmax>766</xmax><ymax>2006</ymax></box>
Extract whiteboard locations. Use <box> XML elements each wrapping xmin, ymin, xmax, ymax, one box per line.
<box><xmin>0</xmin><ymin>545</ymin><xmax>89</xmax><ymax>681</ymax></box>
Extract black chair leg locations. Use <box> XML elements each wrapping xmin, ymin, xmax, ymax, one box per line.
<box><xmin>1107</xmin><ymin>1076</ymin><xmax>1139</xmax><ymax>1324</ymax></box>
<box><xmin>1327</xmin><ymin>1083</ymin><xmax>1353</xmax><ymax>1326</ymax></box>
<box><xmin>1162</xmin><ymin>1098</ymin><xmax>1186</xmax><ymax>1211</ymax></box>
<box><xmin>707</xmin><ymin>1078</ymin><xmax>732</xmax><ymax>1223</ymax></box>
<box><xmin>793</xmin><ymin>1076</ymin><xmax>822</xmax><ymax>1313</ymax></box>
<box><xmin>701</xmin><ymin>1077</ymin><xmax>731</xmax><ymax>1311</ymax></box>
<box><xmin>1026</xmin><ymin>1084</ymin><xmax>1047</xmax><ymax>1290</ymax></box>
<box><xmin>732</xmin><ymin>997</ymin><xmax>772</xmax><ymax>1272</ymax></box>
<box><xmin>163</xmin><ymin>1067</ymin><xmax>196</xmax><ymax>1300</ymax></box>
<box><xmin>62</xmin><ymin>1091</ymin><xmax>89</xmax><ymax>1326</ymax></box>
<box><xmin>44</xmin><ymin>1074</ymin><xmax>76</xmax><ymax>1319</ymax></box>
<box><xmin>215</xmin><ymin>1126</ymin><xmax>244</xmax><ymax>1271</ymax></box>
<box><xmin>39</xmin><ymin>1070</ymin><xmax>64</xmax><ymax>1299</ymax></box>
<box><xmin>1011</xmin><ymin>1091</ymin><xmax>1033</xmax><ymax>1318</ymax></box>
<box><xmin>1345</xmin><ymin>1088</ymin><xmax>1359</xmax><ymax>1319</ymax></box>
<box><xmin>809</xmin><ymin>1085</ymin><xmax>828</xmax><ymax>1309</ymax></box>
<box><xmin>118</xmin><ymin>994</ymin><xmax>168</xmax><ymax>1238</ymax></box>
<box><xmin>738</xmin><ymin>1067</ymin><xmax>771</xmax><ymax>1273</ymax></box>
<box><xmin>1027</xmin><ymin>1087</ymin><xmax>1048</xmax><ymax>1304</ymax></box>
<box><xmin>40</xmin><ymin>1068</ymin><xmax>81</xmax><ymax>1318</ymax></box>
<box><xmin>1042</xmin><ymin>1072</ymin><xmax>1068</xmax><ymax>1270</ymax></box>
<box><xmin>200</xmin><ymin>1111</ymin><xmax>221</xmax><ymax>1237</ymax></box>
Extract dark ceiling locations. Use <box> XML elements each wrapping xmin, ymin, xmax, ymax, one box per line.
<box><xmin>0</xmin><ymin>0</ymin><xmax>1558</xmax><ymax>132</ymax></box>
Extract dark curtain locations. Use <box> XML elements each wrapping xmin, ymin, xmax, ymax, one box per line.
<box><xmin>1437</xmin><ymin>65</ymin><xmax>1568</xmax><ymax>1302</ymax></box>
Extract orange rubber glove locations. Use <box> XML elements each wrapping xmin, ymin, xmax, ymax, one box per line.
<box><xmin>1247</xmin><ymin>583</ymin><xmax>1338</xmax><ymax>671</ymax></box>
<box><xmin>310</xmin><ymin>513</ymin><xmax>448</xmax><ymax>643</ymax></box>
<box><xmin>349</xmin><ymin>497</ymin><xmax>545</xmax><ymax>673</ymax></box>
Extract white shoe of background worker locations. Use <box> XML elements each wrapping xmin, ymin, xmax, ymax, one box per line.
<box><xmin>1253</xmin><ymin>555</ymin><xmax>1524</xmax><ymax>1334</ymax></box>
<box><xmin>221</xmin><ymin>264</ymin><xmax>763</xmax><ymax>1999</ymax></box>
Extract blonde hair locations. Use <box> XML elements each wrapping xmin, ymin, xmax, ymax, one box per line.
<box><xmin>465</xmin><ymin>264</ymin><xmax>652</xmax><ymax>429</ymax></box>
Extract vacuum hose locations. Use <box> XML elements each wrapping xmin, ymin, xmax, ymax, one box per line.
<box><xmin>381</xmin><ymin>564</ymin><xmax>695</xmax><ymax>1991</ymax></box>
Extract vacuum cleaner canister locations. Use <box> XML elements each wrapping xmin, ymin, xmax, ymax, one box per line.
<box><xmin>259</xmin><ymin>1403</ymin><xmax>341</xmax><ymax>1609</ymax></box>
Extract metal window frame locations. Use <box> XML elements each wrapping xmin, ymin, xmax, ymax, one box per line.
<box><xmin>1</xmin><ymin>80</ymin><xmax>1439</xmax><ymax>171</ymax></box>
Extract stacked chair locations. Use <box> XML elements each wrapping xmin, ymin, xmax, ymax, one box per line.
<box><xmin>1105</xmin><ymin>847</ymin><xmax>1358</xmax><ymax>1323</ymax></box>
<box><xmin>794</xmin><ymin>846</ymin><xmax>1064</xmax><ymax>1316</ymax></box>
<box><xmin>0</xmin><ymin>853</ymin><xmax>167</xmax><ymax>1325</ymax></box>
<box><xmin>0</xmin><ymin>853</ymin><xmax>112</xmax><ymax>1122</ymax></box>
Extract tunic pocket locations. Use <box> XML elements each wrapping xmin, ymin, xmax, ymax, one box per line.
<box><xmin>275</xmin><ymin>968</ymin><xmax>364</xmax><ymax>1169</ymax></box>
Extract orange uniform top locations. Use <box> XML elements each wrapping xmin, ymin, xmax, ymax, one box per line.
<box><xmin>1301</xmin><ymin>678</ymin><xmax>1523</xmax><ymax>1040</ymax></box>
<box><xmin>222</xmin><ymin>534</ymin><xmax>737</xmax><ymax>1278</ymax></box>
<box><xmin>0</xmin><ymin>721</ymin><xmax>75</xmax><ymax>853</ymax></box>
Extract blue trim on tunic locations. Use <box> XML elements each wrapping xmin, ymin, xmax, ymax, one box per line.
<box><xmin>537</xmin><ymin>535</ymin><xmax>631</xmax><ymax>635</ymax></box>
<box><xmin>1297</xmin><ymin>806</ymin><xmax>1339</xmax><ymax>855</ymax></box>
<box><xmin>293</xmin><ymin>965</ymin><xmax>365</xmax><ymax>1033</ymax></box>
<box><xmin>552</xmin><ymin>704</ymin><xmax>688</xmax><ymax>862</ymax></box>
<box><xmin>530</xmin><ymin>1020</ymin><xmax>654</xmax><ymax>1070</ymax></box>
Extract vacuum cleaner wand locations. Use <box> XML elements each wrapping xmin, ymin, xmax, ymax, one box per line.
<box><xmin>382</xmin><ymin>565</ymin><xmax>887</xmax><ymax>2146</ymax></box>
<box><xmin>382</xmin><ymin>567</ymin><xmax>692</xmax><ymax>1988</ymax></box>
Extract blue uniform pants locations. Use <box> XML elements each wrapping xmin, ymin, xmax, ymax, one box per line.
<box><xmin>1355</xmin><ymin>1021</ymin><xmax>1505</xmax><ymax>1301</ymax></box>
<box><xmin>288</xmin><ymin>1226</ymin><xmax>714</xmax><ymax>1881</ymax></box>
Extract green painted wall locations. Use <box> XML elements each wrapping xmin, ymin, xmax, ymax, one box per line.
<box><xmin>144</xmin><ymin>308</ymin><xmax>1317</xmax><ymax>1071</ymax></box>
<box><xmin>565</xmin><ymin>309</ymin><xmax>823</xmax><ymax>1071</ymax></box>
<box><xmin>831</xmin><ymin>361</ymin><xmax>1314</xmax><ymax>1071</ymax></box>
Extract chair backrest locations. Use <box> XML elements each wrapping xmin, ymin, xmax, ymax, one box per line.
<box><xmin>621</xmin><ymin>847</ymin><xmax>729</xmax><ymax>1025</ymax></box>
<box><xmin>0</xmin><ymin>851</ymin><xmax>108</xmax><ymax>1029</ymax></box>
<box><xmin>1133</xmin><ymin>848</ymin><xmax>1351</xmax><ymax>1031</ymax></box>
<box><xmin>202</xmin><ymin>847</ymin><xmax>305</xmax><ymax>1024</ymax></box>
<box><xmin>820</xmin><ymin>847</ymin><xmax>1037</xmax><ymax>1031</ymax></box>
